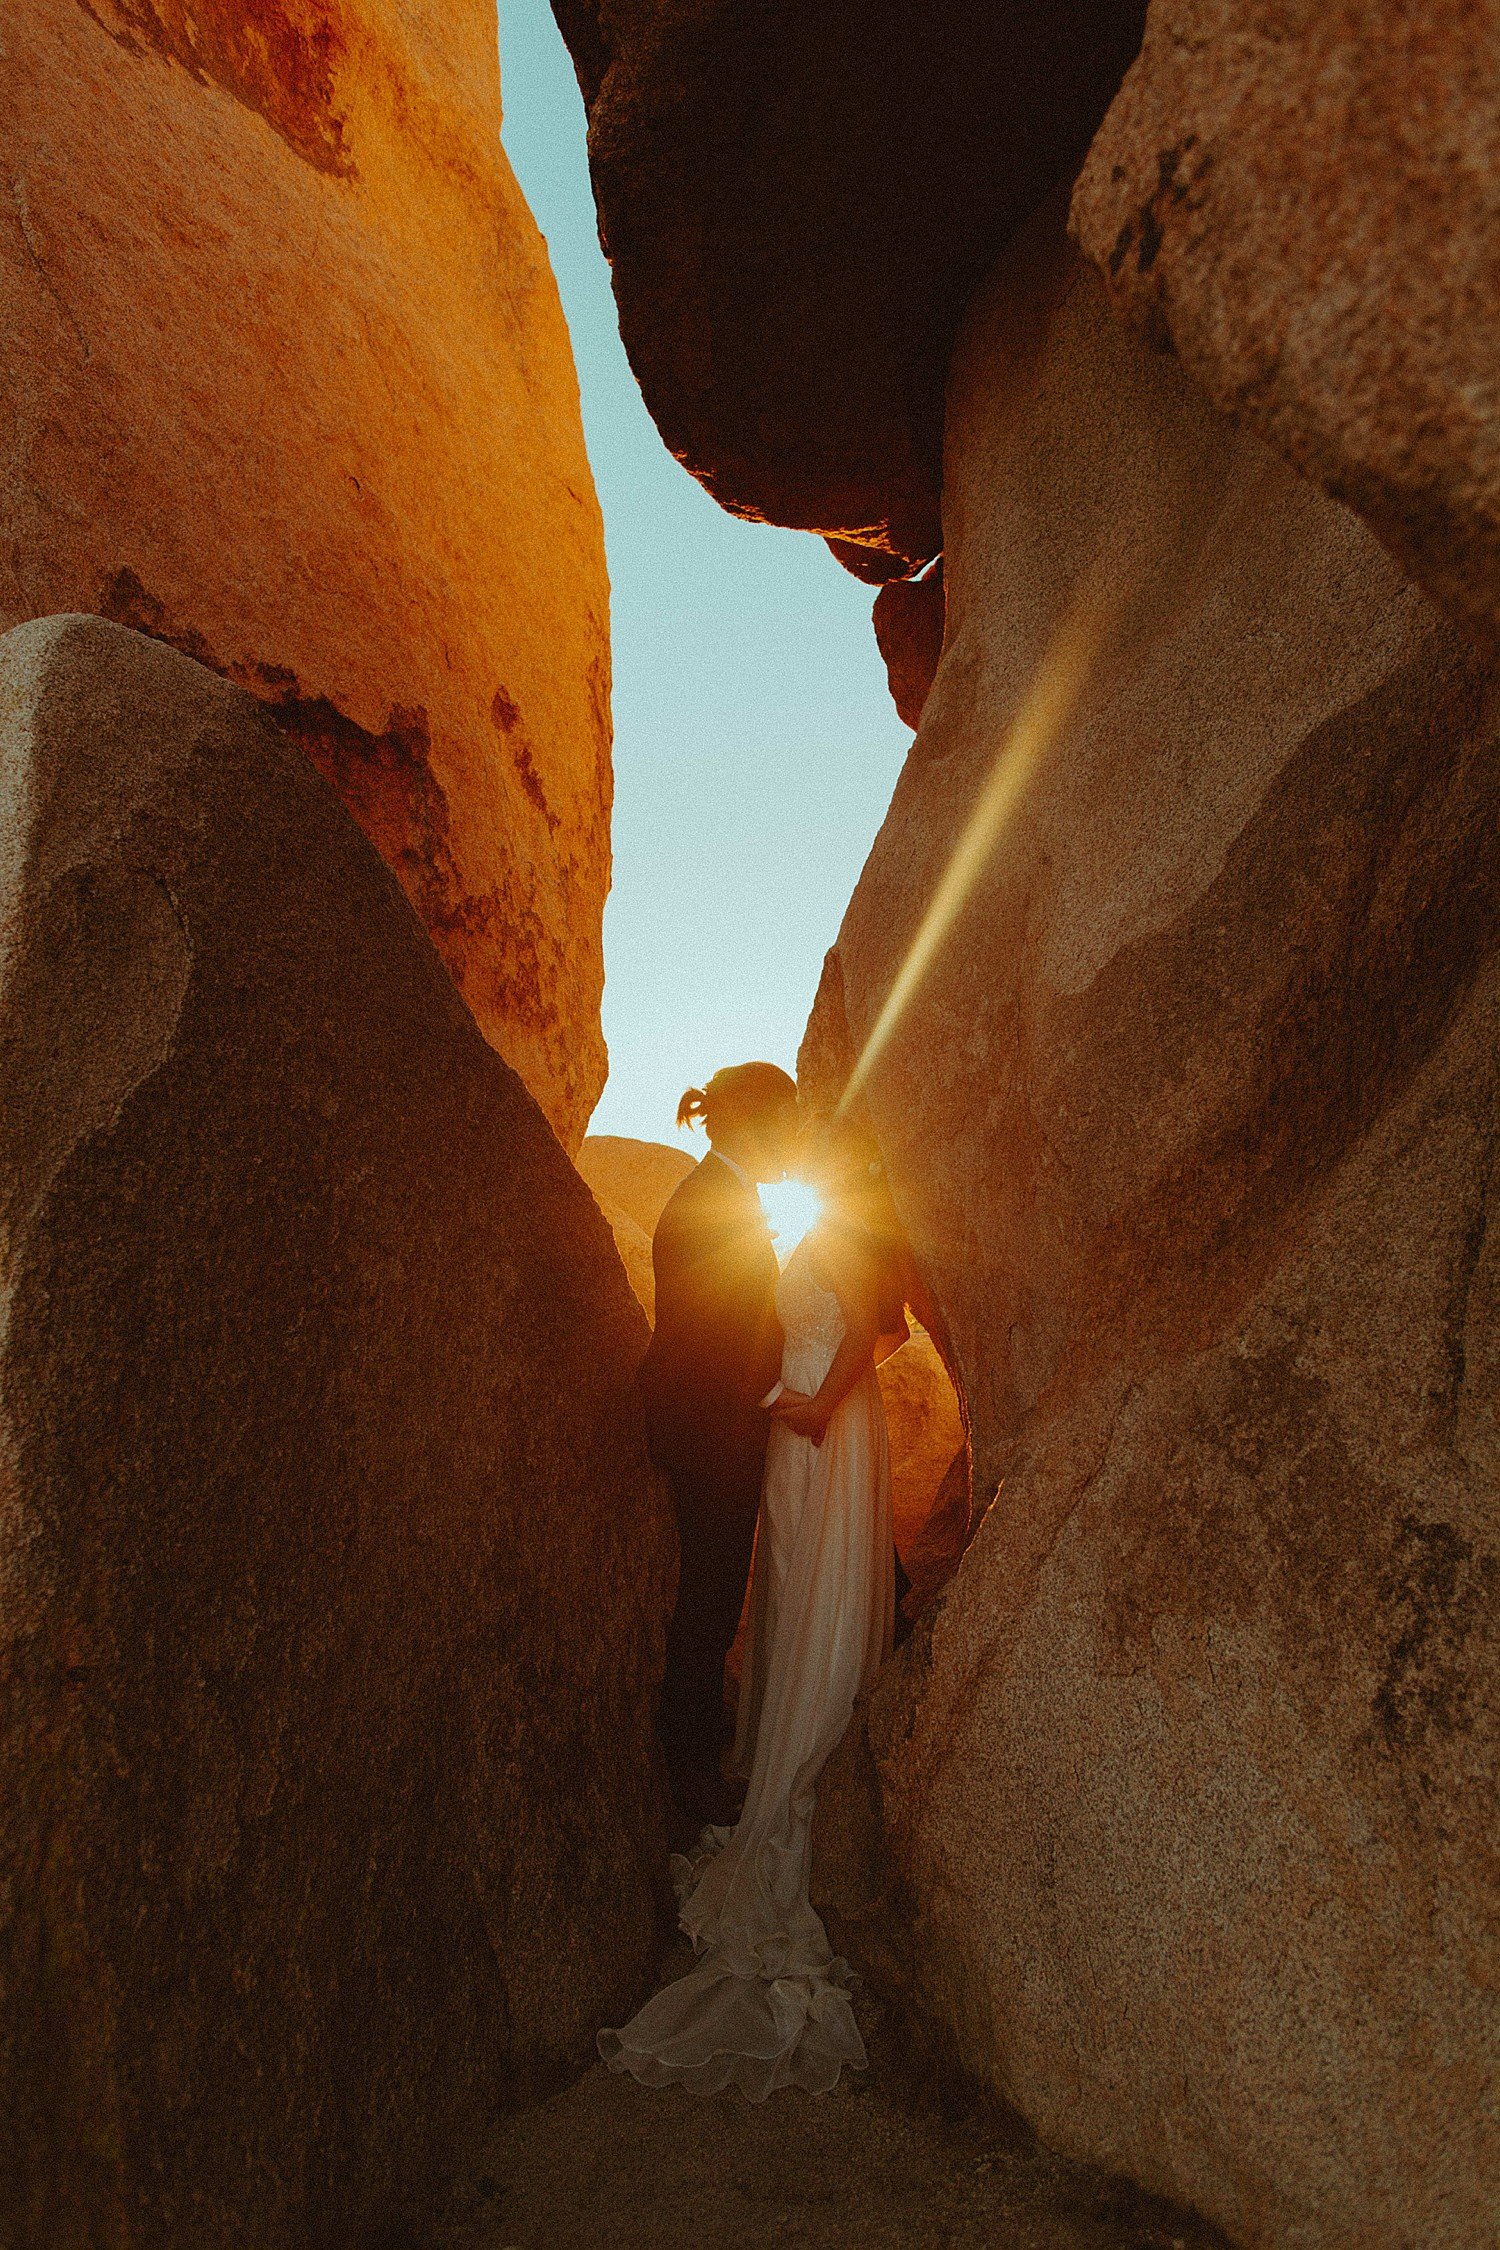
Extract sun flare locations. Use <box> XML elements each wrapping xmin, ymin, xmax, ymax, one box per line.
<box><xmin>759</xmin><ymin>1178</ymin><xmax>823</xmax><ymax>1262</ymax></box>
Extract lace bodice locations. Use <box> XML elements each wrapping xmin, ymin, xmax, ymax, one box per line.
<box><xmin>776</xmin><ymin>1240</ymin><xmax>845</xmax><ymax>1393</ymax></box>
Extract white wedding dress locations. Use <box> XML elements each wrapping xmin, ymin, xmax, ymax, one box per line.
<box><xmin>599</xmin><ymin>1236</ymin><xmax>895</xmax><ymax>2098</ymax></box>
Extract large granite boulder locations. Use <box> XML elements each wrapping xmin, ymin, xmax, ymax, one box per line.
<box><xmin>0</xmin><ymin>0</ymin><xmax>612</xmax><ymax>1145</ymax></box>
<box><xmin>1072</xmin><ymin>0</ymin><xmax>1500</xmax><ymax>646</ymax></box>
<box><xmin>576</xmin><ymin>1137</ymin><xmax>697</xmax><ymax>1321</ymax></box>
<box><xmin>807</xmin><ymin>210</ymin><xmax>1500</xmax><ymax>2248</ymax></box>
<box><xmin>551</xmin><ymin>0</ymin><xmax>1148</xmax><ymax>577</ymax></box>
<box><xmin>577</xmin><ymin>1134</ymin><xmax>696</xmax><ymax>1240</ymax></box>
<box><xmin>0</xmin><ymin>617</ymin><xmax>672</xmax><ymax>2247</ymax></box>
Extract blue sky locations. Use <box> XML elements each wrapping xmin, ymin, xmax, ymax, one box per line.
<box><xmin>497</xmin><ymin>0</ymin><xmax>911</xmax><ymax>1147</ymax></box>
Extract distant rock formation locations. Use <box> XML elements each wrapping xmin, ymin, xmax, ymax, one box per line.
<box><xmin>550</xmin><ymin>0</ymin><xmax>1147</xmax><ymax>578</ymax></box>
<box><xmin>1073</xmin><ymin>0</ymin><xmax>1500</xmax><ymax>646</ymax></box>
<box><xmin>0</xmin><ymin>0</ymin><xmax>612</xmax><ymax>1146</ymax></box>
<box><xmin>578</xmin><ymin>1135</ymin><xmax>697</xmax><ymax>1239</ymax></box>
<box><xmin>577</xmin><ymin>1137</ymin><xmax>697</xmax><ymax>1321</ymax></box>
<box><xmin>0</xmin><ymin>618</ymin><xmax>671</xmax><ymax>2248</ymax></box>
<box><xmin>806</xmin><ymin>206</ymin><xmax>1500</xmax><ymax>2248</ymax></box>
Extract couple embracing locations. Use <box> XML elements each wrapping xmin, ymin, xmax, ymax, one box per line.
<box><xmin>600</xmin><ymin>1062</ymin><xmax>909</xmax><ymax>2099</ymax></box>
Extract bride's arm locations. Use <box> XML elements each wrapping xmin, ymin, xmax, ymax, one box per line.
<box><xmin>770</xmin><ymin>1239</ymin><xmax>880</xmax><ymax>1447</ymax></box>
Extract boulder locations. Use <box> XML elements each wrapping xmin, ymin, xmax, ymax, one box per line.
<box><xmin>0</xmin><ymin>617</ymin><xmax>672</xmax><ymax>2247</ymax></box>
<box><xmin>876</xmin><ymin>1329</ymin><xmax>965</xmax><ymax>1604</ymax></box>
<box><xmin>0</xmin><ymin>0</ymin><xmax>612</xmax><ymax>1146</ymax></box>
<box><xmin>597</xmin><ymin>1197</ymin><xmax>658</xmax><ymax>1322</ymax></box>
<box><xmin>1072</xmin><ymin>0</ymin><xmax>1500</xmax><ymax>646</ymax></box>
<box><xmin>577</xmin><ymin>1135</ymin><xmax>696</xmax><ymax>1241</ymax></box>
<box><xmin>872</xmin><ymin>568</ymin><xmax>946</xmax><ymax>731</ymax></box>
<box><xmin>551</xmin><ymin>0</ymin><xmax>1148</xmax><ymax>576</ymax></box>
<box><xmin>576</xmin><ymin>1137</ymin><xmax>698</xmax><ymax>1323</ymax></box>
<box><xmin>806</xmin><ymin>210</ymin><xmax>1500</xmax><ymax>2248</ymax></box>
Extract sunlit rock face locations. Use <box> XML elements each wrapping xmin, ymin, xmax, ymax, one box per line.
<box><xmin>550</xmin><ymin>0</ymin><xmax>1147</xmax><ymax>579</ymax></box>
<box><xmin>807</xmin><ymin>210</ymin><xmax>1500</xmax><ymax>2249</ymax></box>
<box><xmin>577</xmin><ymin>1134</ymin><xmax>696</xmax><ymax>1241</ymax></box>
<box><xmin>0</xmin><ymin>0</ymin><xmax>610</xmax><ymax>1147</ymax></box>
<box><xmin>1072</xmin><ymin>0</ymin><xmax>1500</xmax><ymax>647</ymax></box>
<box><xmin>576</xmin><ymin>1136</ymin><xmax>696</xmax><ymax>1321</ymax></box>
<box><xmin>0</xmin><ymin>618</ymin><xmax>672</xmax><ymax>2248</ymax></box>
<box><xmin>875</xmin><ymin>1329</ymin><xmax>965</xmax><ymax>1606</ymax></box>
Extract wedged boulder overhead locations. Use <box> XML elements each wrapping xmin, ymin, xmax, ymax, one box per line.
<box><xmin>0</xmin><ymin>0</ymin><xmax>612</xmax><ymax>1146</ymax></box>
<box><xmin>0</xmin><ymin>618</ymin><xmax>672</xmax><ymax>2247</ymax></box>
<box><xmin>806</xmin><ymin>213</ymin><xmax>1500</xmax><ymax>2248</ymax></box>
<box><xmin>1072</xmin><ymin>0</ymin><xmax>1500</xmax><ymax>644</ymax></box>
<box><xmin>551</xmin><ymin>0</ymin><xmax>1147</xmax><ymax>577</ymax></box>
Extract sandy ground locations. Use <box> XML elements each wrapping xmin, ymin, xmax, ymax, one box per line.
<box><xmin>454</xmin><ymin>1957</ymin><xmax>1230</xmax><ymax>2250</ymax></box>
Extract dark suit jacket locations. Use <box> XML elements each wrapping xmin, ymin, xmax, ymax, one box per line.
<box><xmin>638</xmin><ymin>1154</ymin><xmax>783</xmax><ymax>1483</ymax></box>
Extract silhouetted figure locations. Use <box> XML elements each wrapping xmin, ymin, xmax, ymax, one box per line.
<box><xmin>639</xmin><ymin>1064</ymin><xmax>798</xmax><ymax>1825</ymax></box>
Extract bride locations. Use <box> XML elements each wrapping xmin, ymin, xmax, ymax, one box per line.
<box><xmin>600</xmin><ymin>1119</ymin><xmax>908</xmax><ymax>2099</ymax></box>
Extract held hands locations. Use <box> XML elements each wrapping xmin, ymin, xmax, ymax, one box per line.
<box><xmin>769</xmin><ymin>1387</ymin><xmax>831</xmax><ymax>1446</ymax></box>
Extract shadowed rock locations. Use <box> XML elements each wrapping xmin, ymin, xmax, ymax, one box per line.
<box><xmin>873</xmin><ymin>567</ymin><xmax>946</xmax><ymax>730</ymax></box>
<box><xmin>1</xmin><ymin>0</ymin><xmax>612</xmax><ymax>1145</ymax></box>
<box><xmin>0</xmin><ymin>617</ymin><xmax>672</xmax><ymax>2248</ymax></box>
<box><xmin>806</xmin><ymin>209</ymin><xmax>1500</xmax><ymax>2249</ymax></box>
<box><xmin>1072</xmin><ymin>0</ymin><xmax>1500</xmax><ymax>646</ymax></box>
<box><xmin>551</xmin><ymin>0</ymin><xmax>1148</xmax><ymax>577</ymax></box>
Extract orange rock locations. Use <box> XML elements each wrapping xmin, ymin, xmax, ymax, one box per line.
<box><xmin>872</xmin><ymin>567</ymin><xmax>945</xmax><ymax>729</ymax></box>
<box><xmin>551</xmin><ymin>0</ymin><xmax>1148</xmax><ymax>577</ymax></box>
<box><xmin>810</xmin><ymin>206</ymin><xmax>1500</xmax><ymax>2248</ymax></box>
<box><xmin>1072</xmin><ymin>0</ymin><xmax>1500</xmax><ymax>644</ymax></box>
<box><xmin>876</xmin><ymin>1326</ymin><xmax>965</xmax><ymax>1597</ymax></box>
<box><xmin>0</xmin><ymin>0</ymin><xmax>611</xmax><ymax>1146</ymax></box>
<box><xmin>577</xmin><ymin>1135</ymin><xmax>697</xmax><ymax>1245</ymax></box>
<box><xmin>597</xmin><ymin>1196</ymin><xmax>658</xmax><ymax>1322</ymax></box>
<box><xmin>0</xmin><ymin>616</ymin><xmax>671</xmax><ymax>2243</ymax></box>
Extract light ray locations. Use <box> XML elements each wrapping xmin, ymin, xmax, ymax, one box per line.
<box><xmin>839</xmin><ymin>582</ymin><xmax>1121</xmax><ymax>1115</ymax></box>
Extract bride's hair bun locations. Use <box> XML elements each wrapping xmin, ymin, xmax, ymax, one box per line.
<box><xmin>677</xmin><ymin>1062</ymin><xmax>797</xmax><ymax>1135</ymax></box>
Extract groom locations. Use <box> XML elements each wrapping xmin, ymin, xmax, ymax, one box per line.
<box><xmin>640</xmin><ymin>1061</ymin><xmax>800</xmax><ymax>1824</ymax></box>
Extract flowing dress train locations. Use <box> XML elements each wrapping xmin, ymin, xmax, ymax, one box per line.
<box><xmin>599</xmin><ymin>1239</ymin><xmax>894</xmax><ymax>2098</ymax></box>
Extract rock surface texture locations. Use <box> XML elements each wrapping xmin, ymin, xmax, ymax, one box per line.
<box><xmin>0</xmin><ymin>617</ymin><xmax>672</xmax><ymax>2249</ymax></box>
<box><xmin>576</xmin><ymin>1137</ymin><xmax>697</xmax><ymax>1321</ymax></box>
<box><xmin>577</xmin><ymin>1134</ymin><xmax>696</xmax><ymax>1239</ymax></box>
<box><xmin>1072</xmin><ymin>0</ymin><xmax>1500</xmax><ymax>645</ymax></box>
<box><xmin>806</xmin><ymin>214</ymin><xmax>1500</xmax><ymax>2250</ymax></box>
<box><xmin>551</xmin><ymin>0</ymin><xmax>1148</xmax><ymax>577</ymax></box>
<box><xmin>877</xmin><ymin>1328</ymin><xmax>966</xmax><ymax>1607</ymax></box>
<box><xmin>873</xmin><ymin>568</ymin><xmax>947</xmax><ymax>730</ymax></box>
<box><xmin>0</xmin><ymin>0</ymin><xmax>611</xmax><ymax>1145</ymax></box>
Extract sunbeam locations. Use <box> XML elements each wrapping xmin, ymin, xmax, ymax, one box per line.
<box><xmin>839</xmin><ymin>577</ymin><xmax>1124</xmax><ymax>1115</ymax></box>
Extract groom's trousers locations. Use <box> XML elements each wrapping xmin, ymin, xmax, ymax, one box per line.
<box><xmin>657</xmin><ymin>1444</ymin><xmax>765</xmax><ymax>1784</ymax></box>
